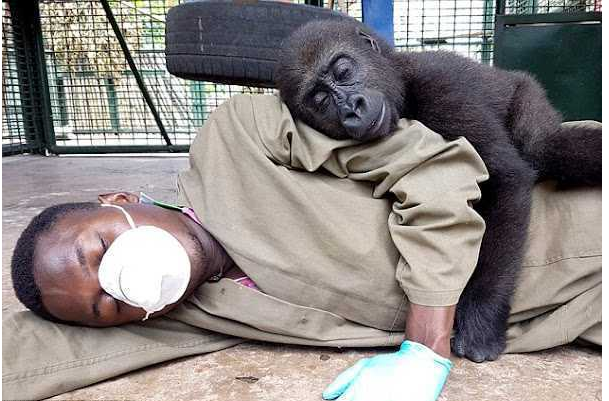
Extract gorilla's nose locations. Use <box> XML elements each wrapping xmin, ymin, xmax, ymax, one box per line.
<box><xmin>339</xmin><ymin>94</ymin><xmax>367</xmax><ymax>130</ymax></box>
<box><xmin>348</xmin><ymin>94</ymin><xmax>366</xmax><ymax>115</ymax></box>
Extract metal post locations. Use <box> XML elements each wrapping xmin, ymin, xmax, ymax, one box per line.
<box><xmin>56</xmin><ymin>76</ymin><xmax>68</xmax><ymax>127</ymax></box>
<box><xmin>305</xmin><ymin>0</ymin><xmax>324</xmax><ymax>6</ymax></box>
<box><xmin>47</xmin><ymin>53</ymin><xmax>68</xmax><ymax>127</ymax></box>
<box><xmin>105</xmin><ymin>77</ymin><xmax>120</xmax><ymax>132</ymax></box>
<box><xmin>531</xmin><ymin>0</ymin><xmax>538</xmax><ymax>14</ymax></box>
<box><xmin>99</xmin><ymin>0</ymin><xmax>173</xmax><ymax>148</ymax></box>
<box><xmin>191</xmin><ymin>82</ymin><xmax>206</xmax><ymax>126</ymax></box>
<box><xmin>7</xmin><ymin>0</ymin><xmax>55</xmax><ymax>155</ymax></box>
<box><xmin>481</xmin><ymin>0</ymin><xmax>494</xmax><ymax>64</ymax></box>
<box><xmin>362</xmin><ymin>0</ymin><xmax>394</xmax><ymax>46</ymax></box>
<box><xmin>496</xmin><ymin>0</ymin><xmax>507</xmax><ymax>15</ymax></box>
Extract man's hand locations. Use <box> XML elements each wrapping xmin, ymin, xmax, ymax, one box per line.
<box><xmin>404</xmin><ymin>303</ymin><xmax>456</xmax><ymax>359</ymax></box>
<box><xmin>321</xmin><ymin>303</ymin><xmax>457</xmax><ymax>400</ymax></box>
<box><xmin>322</xmin><ymin>341</ymin><xmax>452</xmax><ymax>401</ymax></box>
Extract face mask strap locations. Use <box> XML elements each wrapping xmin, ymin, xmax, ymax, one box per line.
<box><xmin>139</xmin><ymin>192</ymin><xmax>183</xmax><ymax>211</ymax></box>
<box><xmin>101</xmin><ymin>203</ymin><xmax>137</xmax><ymax>229</ymax></box>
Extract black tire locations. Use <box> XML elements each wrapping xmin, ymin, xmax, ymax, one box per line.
<box><xmin>165</xmin><ymin>1</ymin><xmax>350</xmax><ymax>87</ymax></box>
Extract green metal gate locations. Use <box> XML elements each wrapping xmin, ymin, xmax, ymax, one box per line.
<box><xmin>2</xmin><ymin>1</ymin><xmax>49</xmax><ymax>155</ymax></box>
<box><xmin>494</xmin><ymin>9</ymin><xmax>601</xmax><ymax>121</ymax></box>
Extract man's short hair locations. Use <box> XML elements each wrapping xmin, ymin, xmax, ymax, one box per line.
<box><xmin>11</xmin><ymin>202</ymin><xmax>98</xmax><ymax>321</ymax></box>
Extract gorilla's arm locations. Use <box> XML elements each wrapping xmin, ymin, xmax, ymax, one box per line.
<box><xmin>398</xmin><ymin>63</ymin><xmax>539</xmax><ymax>360</ymax></box>
<box><xmin>266</xmin><ymin>116</ymin><xmax>489</xmax><ymax>356</ymax></box>
<box><xmin>329</xmin><ymin>124</ymin><xmax>489</xmax><ymax>358</ymax></box>
<box><xmin>397</xmin><ymin>50</ymin><xmax>517</xmax><ymax>139</ymax></box>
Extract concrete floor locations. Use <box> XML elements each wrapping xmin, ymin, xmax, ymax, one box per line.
<box><xmin>2</xmin><ymin>155</ymin><xmax>602</xmax><ymax>401</ymax></box>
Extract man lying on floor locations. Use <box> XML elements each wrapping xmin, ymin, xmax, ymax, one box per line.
<box><xmin>4</xmin><ymin>94</ymin><xmax>601</xmax><ymax>401</ymax></box>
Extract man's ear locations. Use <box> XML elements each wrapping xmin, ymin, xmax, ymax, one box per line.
<box><xmin>98</xmin><ymin>192</ymin><xmax>140</xmax><ymax>205</ymax></box>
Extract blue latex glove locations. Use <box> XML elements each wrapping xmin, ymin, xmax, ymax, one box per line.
<box><xmin>322</xmin><ymin>341</ymin><xmax>452</xmax><ymax>401</ymax></box>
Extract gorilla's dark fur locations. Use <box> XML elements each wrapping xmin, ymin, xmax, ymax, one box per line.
<box><xmin>275</xmin><ymin>19</ymin><xmax>601</xmax><ymax>363</ymax></box>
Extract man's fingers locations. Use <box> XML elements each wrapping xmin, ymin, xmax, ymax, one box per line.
<box><xmin>336</xmin><ymin>381</ymin><xmax>359</xmax><ymax>401</ymax></box>
<box><xmin>322</xmin><ymin>358</ymin><xmax>369</xmax><ymax>400</ymax></box>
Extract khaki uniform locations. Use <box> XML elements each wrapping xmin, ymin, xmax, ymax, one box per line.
<box><xmin>3</xmin><ymin>95</ymin><xmax>601</xmax><ymax>400</ymax></box>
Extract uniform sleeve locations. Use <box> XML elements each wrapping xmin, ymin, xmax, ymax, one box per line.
<box><xmin>341</xmin><ymin>132</ymin><xmax>490</xmax><ymax>306</ymax></box>
<box><xmin>249</xmin><ymin>94</ymin><xmax>489</xmax><ymax>306</ymax></box>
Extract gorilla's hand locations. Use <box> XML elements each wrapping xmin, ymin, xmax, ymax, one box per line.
<box><xmin>451</xmin><ymin>293</ymin><xmax>508</xmax><ymax>362</ymax></box>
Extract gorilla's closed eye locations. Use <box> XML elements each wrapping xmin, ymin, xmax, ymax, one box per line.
<box><xmin>334</xmin><ymin>59</ymin><xmax>352</xmax><ymax>82</ymax></box>
<box><xmin>313</xmin><ymin>91</ymin><xmax>329</xmax><ymax>107</ymax></box>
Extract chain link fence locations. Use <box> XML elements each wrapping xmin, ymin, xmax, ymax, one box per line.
<box><xmin>1</xmin><ymin>0</ymin><xmax>600</xmax><ymax>154</ymax></box>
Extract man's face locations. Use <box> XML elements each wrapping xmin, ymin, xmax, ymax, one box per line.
<box><xmin>33</xmin><ymin>193</ymin><xmax>209</xmax><ymax>327</ymax></box>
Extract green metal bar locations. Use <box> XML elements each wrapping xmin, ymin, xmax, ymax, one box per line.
<box><xmin>47</xmin><ymin>53</ymin><xmax>68</xmax><ymax>127</ymax></box>
<box><xmin>70</xmin><ymin>69</ymin><xmax>168</xmax><ymax>77</ymax></box>
<box><xmin>7</xmin><ymin>2</ymin><xmax>37</xmax><ymax>153</ymax></box>
<box><xmin>531</xmin><ymin>0</ymin><xmax>538</xmax><ymax>14</ymax></box>
<box><xmin>105</xmin><ymin>77</ymin><xmax>120</xmax><ymax>131</ymax></box>
<box><xmin>32</xmin><ymin>0</ymin><xmax>57</xmax><ymax>153</ymax></box>
<box><xmin>56</xmin><ymin>76</ymin><xmax>68</xmax><ymax>127</ymax></box>
<box><xmin>481</xmin><ymin>0</ymin><xmax>494</xmax><ymax>64</ymax></box>
<box><xmin>9</xmin><ymin>0</ymin><xmax>40</xmax><ymax>153</ymax></box>
<box><xmin>8</xmin><ymin>0</ymin><xmax>54</xmax><ymax>155</ymax></box>
<box><xmin>497</xmin><ymin>11</ymin><xmax>601</xmax><ymax>24</ymax></box>
<box><xmin>2</xmin><ymin>143</ymin><xmax>39</xmax><ymax>156</ymax></box>
<box><xmin>496</xmin><ymin>0</ymin><xmax>507</xmax><ymax>15</ymax></box>
<box><xmin>190</xmin><ymin>82</ymin><xmax>205</xmax><ymax>126</ymax></box>
<box><xmin>99</xmin><ymin>0</ymin><xmax>174</xmax><ymax>148</ymax></box>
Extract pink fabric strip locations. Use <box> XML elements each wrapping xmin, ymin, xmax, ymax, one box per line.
<box><xmin>233</xmin><ymin>276</ymin><xmax>260</xmax><ymax>291</ymax></box>
<box><xmin>182</xmin><ymin>207</ymin><xmax>202</xmax><ymax>225</ymax></box>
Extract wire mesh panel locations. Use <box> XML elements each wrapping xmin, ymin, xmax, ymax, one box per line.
<box><xmin>39</xmin><ymin>0</ymin><xmax>274</xmax><ymax>150</ymax></box>
<box><xmin>36</xmin><ymin>0</ymin><xmax>367</xmax><ymax>152</ymax></box>
<box><xmin>394</xmin><ymin>0</ymin><xmax>496</xmax><ymax>62</ymax></box>
<box><xmin>503</xmin><ymin>0</ymin><xmax>599</xmax><ymax>13</ymax></box>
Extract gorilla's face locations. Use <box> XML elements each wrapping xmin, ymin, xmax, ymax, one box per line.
<box><xmin>276</xmin><ymin>19</ymin><xmax>404</xmax><ymax>142</ymax></box>
<box><xmin>301</xmin><ymin>53</ymin><xmax>397</xmax><ymax>141</ymax></box>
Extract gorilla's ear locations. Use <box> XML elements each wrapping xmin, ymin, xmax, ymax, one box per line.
<box><xmin>356</xmin><ymin>28</ymin><xmax>381</xmax><ymax>54</ymax></box>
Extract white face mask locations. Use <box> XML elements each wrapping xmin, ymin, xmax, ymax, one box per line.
<box><xmin>98</xmin><ymin>204</ymin><xmax>191</xmax><ymax>320</ymax></box>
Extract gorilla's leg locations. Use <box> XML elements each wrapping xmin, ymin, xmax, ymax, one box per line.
<box><xmin>508</xmin><ymin>74</ymin><xmax>601</xmax><ymax>185</ymax></box>
<box><xmin>452</xmin><ymin>143</ymin><xmax>537</xmax><ymax>363</ymax></box>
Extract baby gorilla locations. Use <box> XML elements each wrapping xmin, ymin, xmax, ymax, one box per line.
<box><xmin>275</xmin><ymin>18</ymin><xmax>601</xmax><ymax>363</ymax></box>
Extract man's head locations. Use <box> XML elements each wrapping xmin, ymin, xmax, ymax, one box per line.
<box><xmin>11</xmin><ymin>202</ymin><xmax>97</xmax><ymax>322</ymax></box>
<box><xmin>11</xmin><ymin>192</ymin><xmax>224</xmax><ymax>327</ymax></box>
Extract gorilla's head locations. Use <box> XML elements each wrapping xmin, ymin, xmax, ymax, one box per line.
<box><xmin>275</xmin><ymin>19</ymin><xmax>404</xmax><ymax>142</ymax></box>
